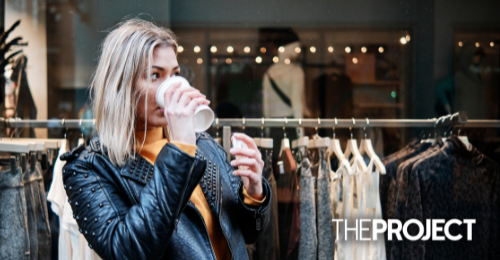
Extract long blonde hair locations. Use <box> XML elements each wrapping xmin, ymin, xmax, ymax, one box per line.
<box><xmin>91</xmin><ymin>18</ymin><xmax>177</xmax><ymax>166</ymax></box>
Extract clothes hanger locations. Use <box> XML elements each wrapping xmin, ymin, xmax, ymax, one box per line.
<box><xmin>258</xmin><ymin>118</ymin><xmax>274</xmax><ymax>149</ymax></box>
<box><xmin>344</xmin><ymin>118</ymin><xmax>366</xmax><ymax>174</ymax></box>
<box><xmin>279</xmin><ymin>117</ymin><xmax>291</xmax><ymax>158</ymax></box>
<box><xmin>358</xmin><ymin>118</ymin><xmax>386</xmax><ymax>174</ymax></box>
<box><xmin>329</xmin><ymin>119</ymin><xmax>353</xmax><ymax>177</ymax></box>
<box><xmin>449</xmin><ymin>113</ymin><xmax>470</xmax><ymax>149</ymax></box>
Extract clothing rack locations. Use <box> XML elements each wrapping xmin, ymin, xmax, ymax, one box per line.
<box><xmin>2</xmin><ymin>111</ymin><xmax>500</xmax><ymax>160</ymax></box>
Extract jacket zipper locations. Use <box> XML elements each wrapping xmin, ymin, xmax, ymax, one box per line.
<box><xmin>188</xmin><ymin>203</ymin><xmax>217</xmax><ymax>260</ymax></box>
<box><xmin>174</xmin><ymin>161</ymin><xmax>198</xmax><ymax>231</ymax></box>
<box><xmin>218</xmin><ymin>170</ymin><xmax>235</xmax><ymax>259</ymax></box>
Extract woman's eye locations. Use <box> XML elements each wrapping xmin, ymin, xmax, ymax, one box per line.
<box><xmin>151</xmin><ymin>73</ymin><xmax>160</xmax><ymax>80</ymax></box>
<box><xmin>173</xmin><ymin>72</ymin><xmax>180</xmax><ymax>76</ymax></box>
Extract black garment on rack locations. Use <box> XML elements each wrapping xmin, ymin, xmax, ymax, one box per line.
<box><xmin>381</xmin><ymin>139</ymin><xmax>431</xmax><ymax>258</ymax></box>
<box><xmin>392</xmin><ymin>135</ymin><xmax>500</xmax><ymax>260</ymax></box>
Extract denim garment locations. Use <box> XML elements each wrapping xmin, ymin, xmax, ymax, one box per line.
<box><xmin>0</xmin><ymin>162</ymin><xmax>30</xmax><ymax>260</ymax></box>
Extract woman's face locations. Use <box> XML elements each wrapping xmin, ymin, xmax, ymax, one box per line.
<box><xmin>136</xmin><ymin>46</ymin><xmax>180</xmax><ymax>130</ymax></box>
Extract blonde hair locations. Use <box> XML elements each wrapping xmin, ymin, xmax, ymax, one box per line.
<box><xmin>91</xmin><ymin>18</ymin><xmax>178</xmax><ymax>166</ymax></box>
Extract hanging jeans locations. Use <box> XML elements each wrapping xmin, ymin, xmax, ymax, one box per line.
<box><xmin>247</xmin><ymin>148</ymin><xmax>281</xmax><ymax>260</ymax></box>
<box><xmin>23</xmin><ymin>158</ymin><xmax>51</xmax><ymax>260</ymax></box>
<box><xmin>0</xmin><ymin>161</ymin><xmax>30</xmax><ymax>260</ymax></box>
<box><xmin>298</xmin><ymin>158</ymin><xmax>317</xmax><ymax>260</ymax></box>
<box><xmin>316</xmin><ymin>148</ymin><xmax>335</xmax><ymax>260</ymax></box>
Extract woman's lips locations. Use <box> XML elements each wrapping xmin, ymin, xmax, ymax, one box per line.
<box><xmin>159</xmin><ymin>108</ymin><xmax>164</xmax><ymax>113</ymax></box>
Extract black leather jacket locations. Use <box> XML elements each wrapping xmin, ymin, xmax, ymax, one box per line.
<box><xmin>60</xmin><ymin>132</ymin><xmax>271</xmax><ymax>260</ymax></box>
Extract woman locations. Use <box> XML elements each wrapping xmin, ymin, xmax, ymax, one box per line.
<box><xmin>60</xmin><ymin>19</ymin><xmax>271</xmax><ymax>260</ymax></box>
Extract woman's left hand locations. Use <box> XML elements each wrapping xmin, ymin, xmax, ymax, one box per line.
<box><xmin>230</xmin><ymin>133</ymin><xmax>265</xmax><ymax>200</ymax></box>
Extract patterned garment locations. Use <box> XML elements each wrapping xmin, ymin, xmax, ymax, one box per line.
<box><xmin>298</xmin><ymin>158</ymin><xmax>317</xmax><ymax>260</ymax></box>
<box><xmin>394</xmin><ymin>135</ymin><xmax>500</xmax><ymax>260</ymax></box>
<box><xmin>381</xmin><ymin>140</ymin><xmax>432</xmax><ymax>259</ymax></box>
<box><xmin>316</xmin><ymin>148</ymin><xmax>335</xmax><ymax>260</ymax></box>
<box><xmin>390</xmin><ymin>141</ymin><xmax>444</xmax><ymax>260</ymax></box>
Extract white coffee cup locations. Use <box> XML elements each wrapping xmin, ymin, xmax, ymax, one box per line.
<box><xmin>156</xmin><ymin>75</ymin><xmax>214</xmax><ymax>132</ymax></box>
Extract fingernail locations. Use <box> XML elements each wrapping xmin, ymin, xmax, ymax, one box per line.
<box><xmin>230</xmin><ymin>161</ymin><xmax>236</xmax><ymax>166</ymax></box>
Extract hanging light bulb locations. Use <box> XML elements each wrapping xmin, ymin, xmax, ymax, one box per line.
<box><xmin>345</xmin><ymin>46</ymin><xmax>351</xmax><ymax>53</ymax></box>
<box><xmin>284</xmin><ymin>58</ymin><xmax>290</xmax><ymax>65</ymax></box>
<box><xmin>400</xmin><ymin>37</ymin><xmax>407</xmax><ymax>44</ymax></box>
<box><xmin>352</xmin><ymin>57</ymin><xmax>358</xmax><ymax>64</ymax></box>
<box><xmin>255</xmin><ymin>56</ymin><xmax>262</xmax><ymax>64</ymax></box>
<box><xmin>178</xmin><ymin>45</ymin><xmax>184</xmax><ymax>53</ymax></box>
<box><xmin>278</xmin><ymin>46</ymin><xmax>285</xmax><ymax>53</ymax></box>
<box><xmin>194</xmin><ymin>46</ymin><xmax>201</xmax><ymax>53</ymax></box>
<box><xmin>244</xmin><ymin>46</ymin><xmax>251</xmax><ymax>53</ymax></box>
<box><xmin>378</xmin><ymin>46</ymin><xmax>384</xmax><ymax>53</ymax></box>
<box><xmin>361</xmin><ymin>46</ymin><xmax>367</xmax><ymax>53</ymax></box>
<box><xmin>295</xmin><ymin>47</ymin><xmax>301</xmax><ymax>53</ymax></box>
<box><xmin>260</xmin><ymin>47</ymin><xmax>266</xmax><ymax>53</ymax></box>
<box><xmin>227</xmin><ymin>46</ymin><xmax>234</xmax><ymax>53</ymax></box>
<box><xmin>197</xmin><ymin>58</ymin><xmax>203</xmax><ymax>64</ymax></box>
<box><xmin>210</xmin><ymin>46</ymin><xmax>217</xmax><ymax>53</ymax></box>
<box><xmin>328</xmin><ymin>46</ymin><xmax>334</xmax><ymax>53</ymax></box>
<box><xmin>273</xmin><ymin>56</ymin><xmax>279</xmax><ymax>63</ymax></box>
<box><xmin>310</xmin><ymin>46</ymin><xmax>316</xmax><ymax>53</ymax></box>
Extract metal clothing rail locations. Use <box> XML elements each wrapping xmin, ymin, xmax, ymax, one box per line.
<box><xmin>4</xmin><ymin>111</ymin><xmax>500</xmax><ymax>129</ymax></box>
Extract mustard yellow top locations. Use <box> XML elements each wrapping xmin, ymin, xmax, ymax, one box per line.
<box><xmin>135</xmin><ymin>127</ymin><xmax>264</xmax><ymax>260</ymax></box>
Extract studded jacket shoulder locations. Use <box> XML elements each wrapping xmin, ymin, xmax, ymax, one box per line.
<box><xmin>60</xmin><ymin>132</ymin><xmax>272</xmax><ymax>260</ymax></box>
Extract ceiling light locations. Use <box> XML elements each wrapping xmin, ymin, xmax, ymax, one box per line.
<box><xmin>194</xmin><ymin>46</ymin><xmax>201</xmax><ymax>53</ymax></box>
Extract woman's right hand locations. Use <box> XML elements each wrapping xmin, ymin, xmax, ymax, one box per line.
<box><xmin>163</xmin><ymin>81</ymin><xmax>210</xmax><ymax>146</ymax></box>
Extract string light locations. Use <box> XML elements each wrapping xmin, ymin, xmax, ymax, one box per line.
<box><xmin>328</xmin><ymin>46</ymin><xmax>334</xmax><ymax>53</ymax></box>
<box><xmin>285</xmin><ymin>58</ymin><xmax>290</xmax><ymax>65</ymax></box>
<box><xmin>178</xmin><ymin>45</ymin><xmax>184</xmax><ymax>53</ymax></box>
<box><xmin>260</xmin><ymin>47</ymin><xmax>266</xmax><ymax>53</ymax></box>
<box><xmin>406</xmin><ymin>35</ymin><xmax>411</xmax><ymax>42</ymax></box>
<box><xmin>295</xmin><ymin>47</ymin><xmax>301</xmax><ymax>53</ymax></box>
<box><xmin>255</xmin><ymin>56</ymin><xmax>262</xmax><ymax>63</ymax></box>
<box><xmin>226</xmin><ymin>58</ymin><xmax>232</xmax><ymax>64</ymax></box>
<box><xmin>475</xmin><ymin>42</ymin><xmax>480</xmax><ymax>47</ymax></box>
<box><xmin>310</xmin><ymin>46</ymin><xmax>316</xmax><ymax>53</ymax></box>
<box><xmin>194</xmin><ymin>46</ymin><xmax>201</xmax><ymax>53</ymax></box>
<box><xmin>378</xmin><ymin>46</ymin><xmax>384</xmax><ymax>53</ymax></box>
<box><xmin>345</xmin><ymin>46</ymin><xmax>351</xmax><ymax>53</ymax></box>
<box><xmin>491</xmin><ymin>42</ymin><xmax>495</xmax><ymax>47</ymax></box>
<box><xmin>244</xmin><ymin>46</ymin><xmax>251</xmax><ymax>53</ymax></box>
<box><xmin>361</xmin><ymin>46</ymin><xmax>367</xmax><ymax>53</ymax></box>
<box><xmin>278</xmin><ymin>46</ymin><xmax>285</xmax><ymax>53</ymax></box>
<box><xmin>227</xmin><ymin>46</ymin><xmax>234</xmax><ymax>53</ymax></box>
<box><xmin>400</xmin><ymin>37</ymin><xmax>407</xmax><ymax>44</ymax></box>
<box><xmin>197</xmin><ymin>58</ymin><xmax>203</xmax><ymax>64</ymax></box>
<box><xmin>273</xmin><ymin>56</ymin><xmax>279</xmax><ymax>63</ymax></box>
<box><xmin>210</xmin><ymin>46</ymin><xmax>217</xmax><ymax>53</ymax></box>
<box><xmin>352</xmin><ymin>57</ymin><xmax>358</xmax><ymax>64</ymax></box>
<box><xmin>458</xmin><ymin>42</ymin><xmax>463</xmax><ymax>47</ymax></box>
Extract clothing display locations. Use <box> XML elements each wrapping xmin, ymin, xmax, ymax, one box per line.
<box><xmin>3</xmin><ymin>114</ymin><xmax>500</xmax><ymax>260</ymax></box>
